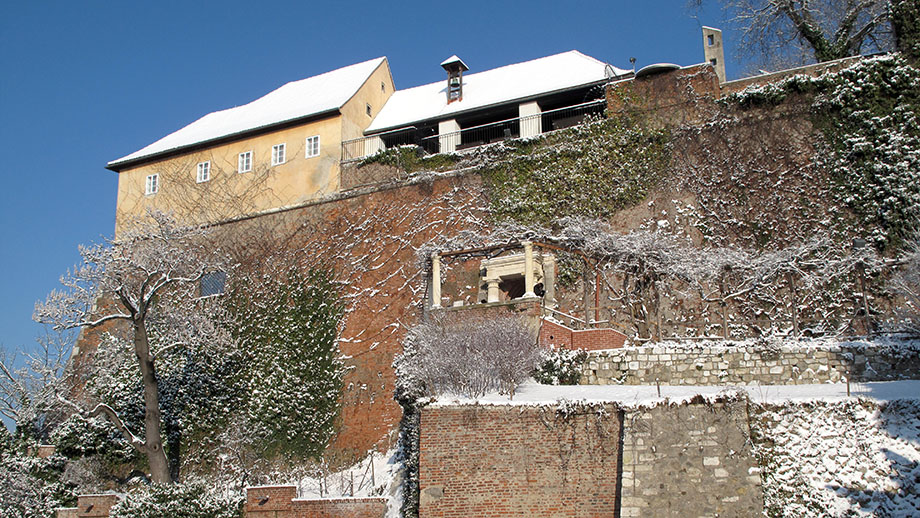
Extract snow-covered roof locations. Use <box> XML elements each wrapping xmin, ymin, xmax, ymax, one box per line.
<box><xmin>366</xmin><ymin>51</ymin><xmax>628</xmax><ymax>134</ymax></box>
<box><xmin>108</xmin><ymin>57</ymin><xmax>387</xmax><ymax>170</ymax></box>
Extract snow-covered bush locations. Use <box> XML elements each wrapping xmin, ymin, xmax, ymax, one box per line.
<box><xmin>396</xmin><ymin>313</ymin><xmax>542</xmax><ymax>399</ymax></box>
<box><xmin>533</xmin><ymin>347</ymin><xmax>588</xmax><ymax>385</ymax></box>
<box><xmin>0</xmin><ymin>435</ymin><xmax>74</xmax><ymax>518</ymax></box>
<box><xmin>51</xmin><ymin>414</ymin><xmax>138</xmax><ymax>466</ymax></box>
<box><xmin>110</xmin><ymin>482</ymin><xmax>243</xmax><ymax>518</ymax></box>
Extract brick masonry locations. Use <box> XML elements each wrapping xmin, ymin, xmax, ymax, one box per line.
<box><xmin>419</xmin><ymin>400</ymin><xmax>764</xmax><ymax>518</ymax></box>
<box><xmin>245</xmin><ymin>486</ymin><xmax>387</xmax><ymax>518</ymax></box>
<box><xmin>582</xmin><ymin>343</ymin><xmax>920</xmax><ymax>386</ymax></box>
<box><xmin>619</xmin><ymin>398</ymin><xmax>763</xmax><ymax>517</ymax></box>
<box><xmin>54</xmin><ymin>494</ymin><xmax>118</xmax><ymax>518</ymax></box>
<box><xmin>539</xmin><ymin>318</ymin><xmax>627</xmax><ymax>351</ymax></box>
<box><xmin>419</xmin><ymin>403</ymin><xmax>621</xmax><ymax>518</ymax></box>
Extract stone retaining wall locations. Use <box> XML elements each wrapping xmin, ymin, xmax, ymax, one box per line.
<box><xmin>620</xmin><ymin>398</ymin><xmax>763</xmax><ymax>517</ymax></box>
<box><xmin>582</xmin><ymin>342</ymin><xmax>920</xmax><ymax>385</ymax></box>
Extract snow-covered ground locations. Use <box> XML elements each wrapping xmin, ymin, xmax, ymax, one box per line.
<box><xmin>756</xmin><ymin>399</ymin><xmax>920</xmax><ymax>517</ymax></box>
<box><xmin>291</xmin><ymin>448</ymin><xmax>404</xmax><ymax>518</ymax></box>
<box><xmin>433</xmin><ymin>379</ymin><xmax>920</xmax><ymax>407</ymax></box>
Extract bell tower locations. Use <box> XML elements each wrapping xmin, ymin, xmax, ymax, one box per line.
<box><xmin>440</xmin><ymin>55</ymin><xmax>469</xmax><ymax>104</ymax></box>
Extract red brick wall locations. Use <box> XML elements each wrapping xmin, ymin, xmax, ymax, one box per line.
<box><xmin>419</xmin><ymin>404</ymin><xmax>621</xmax><ymax>518</ymax></box>
<box><xmin>292</xmin><ymin>498</ymin><xmax>387</xmax><ymax>518</ymax></box>
<box><xmin>539</xmin><ymin>319</ymin><xmax>626</xmax><ymax>351</ymax></box>
<box><xmin>245</xmin><ymin>486</ymin><xmax>298</xmax><ymax>516</ymax></box>
<box><xmin>244</xmin><ymin>486</ymin><xmax>386</xmax><ymax>518</ymax></box>
<box><xmin>62</xmin><ymin>495</ymin><xmax>117</xmax><ymax>518</ymax></box>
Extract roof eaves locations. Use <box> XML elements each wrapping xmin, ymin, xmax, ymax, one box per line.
<box><xmin>106</xmin><ymin>107</ymin><xmax>342</xmax><ymax>172</ymax></box>
<box><xmin>365</xmin><ymin>78</ymin><xmax>610</xmax><ymax>136</ymax></box>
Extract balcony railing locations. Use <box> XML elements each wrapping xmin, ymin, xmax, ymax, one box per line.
<box><xmin>341</xmin><ymin>99</ymin><xmax>606</xmax><ymax>163</ymax></box>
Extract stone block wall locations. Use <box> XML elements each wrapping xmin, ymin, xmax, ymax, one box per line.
<box><xmin>419</xmin><ymin>403</ymin><xmax>621</xmax><ymax>518</ymax></box>
<box><xmin>620</xmin><ymin>398</ymin><xmax>763</xmax><ymax>517</ymax></box>
<box><xmin>582</xmin><ymin>343</ymin><xmax>920</xmax><ymax>385</ymax></box>
<box><xmin>539</xmin><ymin>318</ymin><xmax>628</xmax><ymax>351</ymax></box>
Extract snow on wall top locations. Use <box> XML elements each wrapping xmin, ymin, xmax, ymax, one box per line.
<box><xmin>366</xmin><ymin>51</ymin><xmax>628</xmax><ymax>134</ymax></box>
<box><xmin>108</xmin><ymin>57</ymin><xmax>387</xmax><ymax>169</ymax></box>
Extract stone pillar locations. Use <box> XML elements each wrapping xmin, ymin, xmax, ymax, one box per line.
<box><xmin>543</xmin><ymin>255</ymin><xmax>557</xmax><ymax>307</ymax></box>
<box><xmin>438</xmin><ymin>119</ymin><xmax>461</xmax><ymax>153</ymax></box>
<box><xmin>519</xmin><ymin>101</ymin><xmax>542</xmax><ymax>138</ymax></box>
<box><xmin>523</xmin><ymin>241</ymin><xmax>536</xmax><ymax>298</ymax></box>
<box><xmin>487</xmin><ymin>279</ymin><xmax>500</xmax><ymax>303</ymax></box>
<box><xmin>431</xmin><ymin>253</ymin><xmax>442</xmax><ymax>308</ymax></box>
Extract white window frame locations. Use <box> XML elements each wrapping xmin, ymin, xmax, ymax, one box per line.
<box><xmin>196</xmin><ymin>161</ymin><xmax>210</xmax><ymax>183</ymax></box>
<box><xmin>272</xmin><ymin>143</ymin><xmax>286</xmax><ymax>165</ymax></box>
<box><xmin>305</xmin><ymin>136</ymin><xmax>320</xmax><ymax>158</ymax></box>
<box><xmin>145</xmin><ymin>174</ymin><xmax>158</xmax><ymax>195</ymax></box>
<box><xmin>238</xmin><ymin>151</ymin><xmax>252</xmax><ymax>173</ymax></box>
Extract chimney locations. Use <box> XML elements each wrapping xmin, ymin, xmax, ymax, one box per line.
<box><xmin>440</xmin><ymin>55</ymin><xmax>469</xmax><ymax>104</ymax></box>
<box><xmin>702</xmin><ymin>26</ymin><xmax>726</xmax><ymax>83</ymax></box>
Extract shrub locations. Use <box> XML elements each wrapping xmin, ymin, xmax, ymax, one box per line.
<box><xmin>533</xmin><ymin>347</ymin><xmax>588</xmax><ymax>385</ymax></box>
<box><xmin>396</xmin><ymin>313</ymin><xmax>542</xmax><ymax>399</ymax></box>
<box><xmin>110</xmin><ymin>482</ymin><xmax>243</xmax><ymax>518</ymax></box>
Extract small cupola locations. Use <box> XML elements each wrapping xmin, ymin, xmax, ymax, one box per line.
<box><xmin>440</xmin><ymin>55</ymin><xmax>469</xmax><ymax>104</ymax></box>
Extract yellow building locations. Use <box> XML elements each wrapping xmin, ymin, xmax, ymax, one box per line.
<box><xmin>107</xmin><ymin>57</ymin><xmax>393</xmax><ymax>235</ymax></box>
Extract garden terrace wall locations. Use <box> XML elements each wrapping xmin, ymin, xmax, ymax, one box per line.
<box><xmin>582</xmin><ymin>342</ymin><xmax>920</xmax><ymax>385</ymax></box>
<box><xmin>619</xmin><ymin>398</ymin><xmax>763</xmax><ymax>517</ymax></box>
<box><xmin>245</xmin><ymin>486</ymin><xmax>387</xmax><ymax>518</ymax></box>
<box><xmin>539</xmin><ymin>318</ymin><xmax>628</xmax><ymax>351</ymax></box>
<box><xmin>54</xmin><ymin>494</ymin><xmax>118</xmax><ymax>518</ymax></box>
<box><xmin>418</xmin><ymin>403</ymin><xmax>622</xmax><ymax>518</ymax></box>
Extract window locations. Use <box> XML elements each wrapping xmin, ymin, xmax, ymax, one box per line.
<box><xmin>272</xmin><ymin>143</ymin><xmax>286</xmax><ymax>165</ymax></box>
<box><xmin>381</xmin><ymin>81</ymin><xmax>385</xmax><ymax>92</ymax></box>
<box><xmin>199</xmin><ymin>271</ymin><xmax>227</xmax><ymax>297</ymax></box>
<box><xmin>238</xmin><ymin>151</ymin><xmax>252</xmax><ymax>173</ymax></box>
<box><xmin>196</xmin><ymin>161</ymin><xmax>210</xmax><ymax>183</ymax></box>
<box><xmin>305</xmin><ymin>135</ymin><xmax>320</xmax><ymax>158</ymax></box>
<box><xmin>707</xmin><ymin>34</ymin><xmax>714</xmax><ymax>46</ymax></box>
<box><xmin>366</xmin><ymin>103</ymin><xmax>372</xmax><ymax>116</ymax></box>
<box><xmin>710</xmin><ymin>58</ymin><xmax>717</xmax><ymax>66</ymax></box>
<box><xmin>145</xmin><ymin>174</ymin><xmax>158</xmax><ymax>195</ymax></box>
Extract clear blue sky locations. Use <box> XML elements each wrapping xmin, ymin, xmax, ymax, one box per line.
<box><xmin>0</xmin><ymin>1</ymin><xmax>734</xmax><ymax>361</ymax></box>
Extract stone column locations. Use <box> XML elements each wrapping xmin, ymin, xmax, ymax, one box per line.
<box><xmin>519</xmin><ymin>101</ymin><xmax>542</xmax><ymax>138</ymax></box>
<box><xmin>430</xmin><ymin>253</ymin><xmax>442</xmax><ymax>308</ymax></box>
<box><xmin>438</xmin><ymin>119</ymin><xmax>461</xmax><ymax>153</ymax></box>
<box><xmin>487</xmin><ymin>279</ymin><xmax>500</xmax><ymax>303</ymax></box>
<box><xmin>543</xmin><ymin>255</ymin><xmax>557</xmax><ymax>307</ymax></box>
<box><xmin>523</xmin><ymin>241</ymin><xmax>536</xmax><ymax>298</ymax></box>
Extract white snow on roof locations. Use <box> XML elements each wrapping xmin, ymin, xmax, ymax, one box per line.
<box><xmin>109</xmin><ymin>57</ymin><xmax>387</xmax><ymax>168</ymax></box>
<box><xmin>366</xmin><ymin>50</ymin><xmax>628</xmax><ymax>134</ymax></box>
<box><xmin>440</xmin><ymin>55</ymin><xmax>469</xmax><ymax>70</ymax></box>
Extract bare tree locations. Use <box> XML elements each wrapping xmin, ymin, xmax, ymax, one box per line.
<box><xmin>0</xmin><ymin>330</ymin><xmax>74</xmax><ymax>439</ymax></box>
<box><xmin>33</xmin><ymin>211</ymin><xmax>234</xmax><ymax>484</ymax></box>
<box><xmin>694</xmin><ymin>0</ymin><xmax>892</xmax><ymax>68</ymax></box>
<box><xmin>891</xmin><ymin>231</ymin><xmax>920</xmax><ymax>332</ymax></box>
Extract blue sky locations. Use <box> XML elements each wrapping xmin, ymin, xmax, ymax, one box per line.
<box><xmin>0</xmin><ymin>1</ymin><xmax>733</xmax><ymax>364</ymax></box>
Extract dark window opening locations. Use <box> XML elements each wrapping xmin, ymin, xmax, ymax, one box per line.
<box><xmin>499</xmin><ymin>275</ymin><xmax>525</xmax><ymax>300</ymax></box>
<box><xmin>200</xmin><ymin>271</ymin><xmax>227</xmax><ymax>297</ymax></box>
